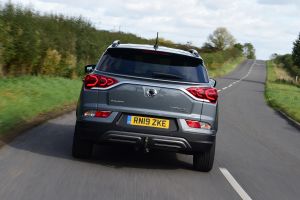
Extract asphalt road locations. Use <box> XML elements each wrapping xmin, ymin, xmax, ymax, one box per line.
<box><xmin>0</xmin><ymin>60</ymin><xmax>299</xmax><ymax>200</ymax></box>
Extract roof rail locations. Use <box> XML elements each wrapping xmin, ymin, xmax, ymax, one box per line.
<box><xmin>188</xmin><ymin>49</ymin><xmax>200</xmax><ymax>57</ymax></box>
<box><xmin>112</xmin><ymin>40</ymin><xmax>120</xmax><ymax>47</ymax></box>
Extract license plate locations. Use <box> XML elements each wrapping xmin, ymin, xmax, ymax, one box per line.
<box><xmin>127</xmin><ymin>116</ymin><xmax>170</xmax><ymax>129</ymax></box>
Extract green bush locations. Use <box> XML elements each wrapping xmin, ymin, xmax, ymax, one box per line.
<box><xmin>274</xmin><ymin>54</ymin><xmax>300</xmax><ymax>76</ymax></box>
<box><xmin>41</xmin><ymin>49</ymin><xmax>61</xmax><ymax>75</ymax></box>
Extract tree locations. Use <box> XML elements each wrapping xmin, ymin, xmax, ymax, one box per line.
<box><xmin>41</xmin><ymin>49</ymin><xmax>61</xmax><ymax>75</ymax></box>
<box><xmin>234</xmin><ymin>43</ymin><xmax>243</xmax><ymax>52</ymax></box>
<box><xmin>292</xmin><ymin>33</ymin><xmax>300</xmax><ymax>67</ymax></box>
<box><xmin>201</xmin><ymin>42</ymin><xmax>217</xmax><ymax>53</ymax></box>
<box><xmin>0</xmin><ymin>14</ymin><xmax>5</xmax><ymax>76</ymax></box>
<box><xmin>233</xmin><ymin>43</ymin><xmax>244</xmax><ymax>57</ymax></box>
<box><xmin>207</xmin><ymin>27</ymin><xmax>236</xmax><ymax>50</ymax></box>
<box><xmin>243</xmin><ymin>43</ymin><xmax>256</xmax><ymax>59</ymax></box>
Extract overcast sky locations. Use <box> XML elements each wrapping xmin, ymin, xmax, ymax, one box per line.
<box><xmin>4</xmin><ymin>0</ymin><xmax>300</xmax><ymax>59</ymax></box>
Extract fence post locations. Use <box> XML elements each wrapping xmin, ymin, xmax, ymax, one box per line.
<box><xmin>296</xmin><ymin>76</ymin><xmax>298</xmax><ymax>83</ymax></box>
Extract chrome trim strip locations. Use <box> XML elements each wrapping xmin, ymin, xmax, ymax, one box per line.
<box><xmin>152</xmin><ymin>138</ymin><xmax>188</xmax><ymax>148</ymax></box>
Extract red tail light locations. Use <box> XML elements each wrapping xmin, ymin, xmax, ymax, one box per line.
<box><xmin>84</xmin><ymin>74</ymin><xmax>118</xmax><ymax>89</ymax></box>
<box><xmin>186</xmin><ymin>87</ymin><xmax>218</xmax><ymax>103</ymax></box>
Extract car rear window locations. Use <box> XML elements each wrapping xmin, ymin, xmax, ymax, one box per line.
<box><xmin>96</xmin><ymin>48</ymin><xmax>209</xmax><ymax>83</ymax></box>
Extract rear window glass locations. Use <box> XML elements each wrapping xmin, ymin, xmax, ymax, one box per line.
<box><xmin>96</xmin><ymin>48</ymin><xmax>208</xmax><ymax>83</ymax></box>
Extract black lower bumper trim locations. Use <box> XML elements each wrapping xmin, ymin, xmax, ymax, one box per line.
<box><xmin>106</xmin><ymin>131</ymin><xmax>191</xmax><ymax>151</ymax></box>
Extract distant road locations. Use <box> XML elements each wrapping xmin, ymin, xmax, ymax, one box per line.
<box><xmin>0</xmin><ymin>60</ymin><xmax>299</xmax><ymax>200</ymax></box>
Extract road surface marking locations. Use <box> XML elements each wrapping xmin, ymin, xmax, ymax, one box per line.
<box><xmin>219</xmin><ymin>168</ymin><xmax>252</xmax><ymax>200</ymax></box>
<box><xmin>218</xmin><ymin>60</ymin><xmax>256</xmax><ymax>93</ymax></box>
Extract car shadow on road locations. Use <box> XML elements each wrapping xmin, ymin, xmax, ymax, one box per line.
<box><xmin>8</xmin><ymin>121</ymin><xmax>193</xmax><ymax>170</ymax></box>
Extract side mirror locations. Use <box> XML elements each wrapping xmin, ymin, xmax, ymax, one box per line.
<box><xmin>209</xmin><ymin>78</ymin><xmax>217</xmax><ymax>87</ymax></box>
<box><xmin>85</xmin><ymin>64</ymin><xmax>96</xmax><ymax>73</ymax></box>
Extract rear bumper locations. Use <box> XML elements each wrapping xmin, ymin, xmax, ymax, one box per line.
<box><xmin>75</xmin><ymin>120</ymin><xmax>216</xmax><ymax>154</ymax></box>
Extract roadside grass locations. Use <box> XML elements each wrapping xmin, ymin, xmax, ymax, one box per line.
<box><xmin>0</xmin><ymin>76</ymin><xmax>82</xmax><ymax>135</ymax></box>
<box><xmin>273</xmin><ymin>65</ymin><xmax>295</xmax><ymax>82</ymax></box>
<box><xmin>208</xmin><ymin>57</ymin><xmax>245</xmax><ymax>78</ymax></box>
<box><xmin>265</xmin><ymin>61</ymin><xmax>300</xmax><ymax>122</ymax></box>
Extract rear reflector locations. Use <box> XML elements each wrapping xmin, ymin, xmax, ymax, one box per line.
<box><xmin>95</xmin><ymin>111</ymin><xmax>111</xmax><ymax>118</ymax></box>
<box><xmin>186</xmin><ymin>120</ymin><xmax>201</xmax><ymax>128</ymax></box>
<box><xmin>185</xmin><ymin>120</ymin><xmax>211</xmax><ymax>130</ymax></box>
<box><xmin>84</xmin><ymin>110</ymin><xmax>111</xmax><ymax>118</ymax></box>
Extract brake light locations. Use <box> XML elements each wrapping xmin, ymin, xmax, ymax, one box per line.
<box><xmin>84</xmin><ymin>74</ymin><xmax>118</xmax><ymax>89</ymax></box>
<box><xmin>186</xmin><ymin>87</ymin><xmax>218</xmax><ymax>103</ymax></box>
<box><xmin>185</xmin><ymin>120</ymin><xmax>211</xmax><ymax>129</ymax></box>
<box><xmin>84</xmin><ymin>110</ymin><xmax>112</xmax><ymax>118</ymax></box>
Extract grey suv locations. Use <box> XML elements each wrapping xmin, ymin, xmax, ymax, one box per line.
<box><xmin>73</xmin><ymin>41</ymin><xmax>218</xmax><ymax>172</ymax></box>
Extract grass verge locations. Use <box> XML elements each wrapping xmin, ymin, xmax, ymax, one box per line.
<box><xmin>208</xmin><ymin>57</ymin><xmax>245</xmax><ymax>78</ymax></box>
<box><xmin>265</xmin><ymin>61</ymin><xmax>300</xmax><ymax>122</ymax></box>
<box><xmin>0</xmin><ymin>76</ymin><xmax>82</xmax><ymax>136</ymax></box>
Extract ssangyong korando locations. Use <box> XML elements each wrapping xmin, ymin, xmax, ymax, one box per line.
<box><xmin>73</xmin><ymin>40</ymin><xmax>218</xmax><ymax>172</ymax></box>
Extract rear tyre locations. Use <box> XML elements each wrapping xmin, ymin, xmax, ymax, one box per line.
<box><xmin>193</xmin><ymin>142</ymin><xmax>215</xmax><ymax>172</ymax></box>
<box><xmin>72</xmin><ymin>128</ymin><xmax>93</xmax><ymax>159</ymax></box>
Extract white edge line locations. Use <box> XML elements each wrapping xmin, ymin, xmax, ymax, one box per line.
<box><xmin>219</xmin><ymin>168</ymin><xmax>252</xmax><ymax>200</ymax></box>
